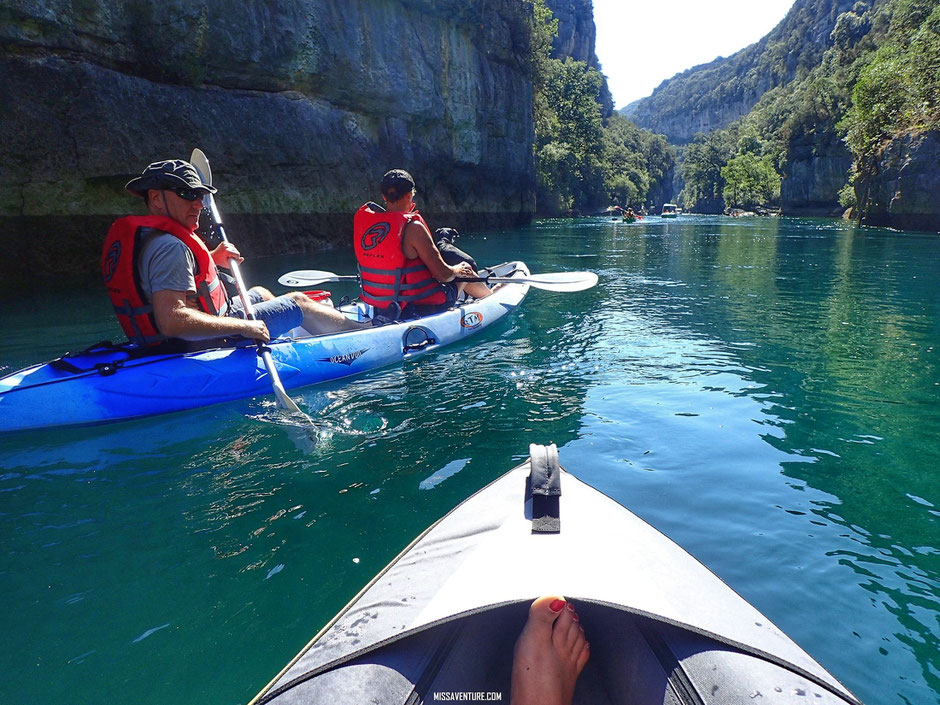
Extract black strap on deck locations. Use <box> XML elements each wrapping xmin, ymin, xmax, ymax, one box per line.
<box><xmin>528</xmin><ymin>443</ymin><xmax>561</xmax><ymax>534</ymax></box>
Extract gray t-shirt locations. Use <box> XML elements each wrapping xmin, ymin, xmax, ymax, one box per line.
<box><xmin>137</xmin><ymin>230</ymin><xmax>197</xmax><ymax>302</ymax></box>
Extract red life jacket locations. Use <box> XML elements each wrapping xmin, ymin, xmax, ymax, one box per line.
<box><xmin>101</xmin><ymin>215</ymin><xmax>229</xmax><ymax>345</ymax></box>
<box><xmin>352</xmin><ymin>203</ymin><xmax>447</xmax><ymax>309</ymax></box>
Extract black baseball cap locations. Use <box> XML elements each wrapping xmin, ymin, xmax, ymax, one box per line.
<box><xmin>380</xmin><ymin>169</ymin><xmax>416</xmax><ymax>202</ymax></box>
<box><xmin>125</xmin><ymin>159</ymin><xmax>216</xmax><ymax>197</ymax></box>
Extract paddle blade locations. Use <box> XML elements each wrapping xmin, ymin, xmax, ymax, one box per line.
<box><xmin>488</xmin><ymin>271</ymin><xmax>598</xmax><ymax>292</ymax></box>
<box><xmin>189</xmin><ymin>148</ymin><xmax>212</xmax><ymax>187</ymax></box>
<box><xmin>278</xmin><ymin>270</ymin><xmax>359</xmax><ymax>287</ymax></box>
<box><xmin>272</xmin><ymin>380</ymin><xmax>304</xmax><ymax>414</ymax></box>
<box><xmin>258</xmin><ymin>349</ymin><xmax>311</xmax><ymax>418</ymax></box>
<box><xmin>189</xmin><ymin>149</ymin><xmax>224</xmax><ymax>223</ymax></box>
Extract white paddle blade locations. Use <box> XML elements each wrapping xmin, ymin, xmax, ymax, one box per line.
<box><xmin>278</xmin><ymin>270</ymin><xmax>359</xmax><ymax>287</ymax></box>
<box><xmin>259</xmin><ymin>350</ymin><xmax>308</xmax><ymax>416</ymax></box>
<box><xmin>189</xmin><ymin>149</ymin><xmax>212</xmax><ymax>186</ymax></box>
<box><xmin>489</xmin><ymin>271</ymin><xmax>598</xmax><ymax>292</ymax></box>
<box><xmin>273</xmin><ymin>382</ymin><xmax>303</xmax><ymax>414</ymax></box>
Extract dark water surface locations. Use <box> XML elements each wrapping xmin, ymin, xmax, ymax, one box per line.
<box><xmin>0</xmin><ymin>216</ymin><xmax>937</xmax><ymax>704</ymax></box>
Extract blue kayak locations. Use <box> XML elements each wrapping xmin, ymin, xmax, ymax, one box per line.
<box><xmin>0</xmin><ymin>261</ymin><xmax>530</xmax><ymax>433</ymax></box>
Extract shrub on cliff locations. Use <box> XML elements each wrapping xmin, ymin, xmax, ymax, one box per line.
<box><xmin>841</xmin><ymin>1</ymin><xmax>940</xmax><ymax>157</ymax></box>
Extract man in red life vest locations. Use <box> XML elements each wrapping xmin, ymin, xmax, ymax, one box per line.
<box><xmin>353</xmin><ymin>169</ymin><xmax>491</xmax><ymax>324</ymax></box>
<box><xmin>102</xmin><ymin>159</ymin><xmax>363</xmax><ymax>348</ymax></box>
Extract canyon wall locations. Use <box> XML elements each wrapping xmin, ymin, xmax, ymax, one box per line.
<box><xmin>0</xmin><ymin>0</ymin><xmax>541</xmax><ymax>283</ymax></box>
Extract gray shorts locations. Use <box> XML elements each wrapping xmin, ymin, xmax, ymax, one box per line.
<box><xmin>227</xmin><ymin>292</ymin><xmax>303</xmax><ymax>339</ymax></box>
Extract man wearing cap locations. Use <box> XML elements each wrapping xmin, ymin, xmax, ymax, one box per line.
<box><xmin>102</xmin><ymin>159</ymin><xmax>362</xmax><ymax>348</ymax></box>
<box><xmin>353</xmin><ymin>169</ymin><xmax>491</xmax><ymax>324</ymax></box>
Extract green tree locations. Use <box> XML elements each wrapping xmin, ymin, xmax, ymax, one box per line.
<box><xmin>841</xmin><ymin>2</ymin><xmax>940</xmax><ymax>158</ymax></box>
<box><xmin>536</xmin><ymin>58</ymin><xmax>606</xmax><ymax>214</ymax></box>
<box><xmin>525</xmin><ymin>0</ymin><xmax>560</xmax><ymax>139</ymax></box>
<box><xmin>527</xmin><ymin>0</ymin><xmax>676</xmax><ymax>216</ymax></box>
<box><xmin>720</xmin><ymin>153</ymin><xmax>781</xmax><ymax>208</ymax></box>
<box><xmin>601</xmin><ymin>113</ymin><xmax>673</xmax><ymax>210</ymax></box>
<box><xmin>679</xmin><ymin>132</ymin><xmax>732</xmax><ymax>213</ymax></box>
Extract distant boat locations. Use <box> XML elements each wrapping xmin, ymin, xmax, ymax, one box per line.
<box><xmin>661</xmin><ymin>203</ymin><xmax>679</xmax><ymax>218</ymax></box>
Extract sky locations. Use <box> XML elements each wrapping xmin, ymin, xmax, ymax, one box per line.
<box><xmin>592</xmin><ymin>0</ymin><xmax>797</xmax><ymax>108</ymax></box>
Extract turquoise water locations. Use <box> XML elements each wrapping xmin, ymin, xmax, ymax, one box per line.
<box><xmin>0</xmin><ymin>216</ymin><xmax>937</xmax><ymax>704</ymax></box>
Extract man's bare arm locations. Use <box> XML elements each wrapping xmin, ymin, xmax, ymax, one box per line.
<box><xmin>151</xmin><ymin>290</ymin><xmax>269</xmax><ymax>342</ymax></box>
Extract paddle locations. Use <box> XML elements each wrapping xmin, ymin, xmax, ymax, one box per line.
<box><xmin>189</xmin><ymin>149</ymin><xmax>307</xmax><ymax>416</ymax></box>
<box><xmin>278</xmin><ymin>269</ymin><xmax>599</xmax><ymax>293</ymax></box>
<box><xmin>278</xmin><ymin>270</ymin><xmax>359</xmax><ymax>287</ymax></box>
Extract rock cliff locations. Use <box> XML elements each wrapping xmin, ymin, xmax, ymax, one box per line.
<box><xmin>781</xmin><ymin>129</ymin><xmax>854</xmax><ymax>216</ymax></box>
<box><xmin>855</xmin><ymin>131</ymin><xmax>940</xmax><ymax>232</ymax></box>
<box><xmin>1</xmin><ymin>0</ymin><xmax>542</xmax><ymax>285</ymax></box>
<box><xmin>623</xmin><ymin>0</ymin><xmax>939</xmax><ymax>230</ymax></box>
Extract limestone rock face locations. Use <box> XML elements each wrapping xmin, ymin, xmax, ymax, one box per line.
<box><xmin>856</xmin><ymin>131</ymin><xmax>940</xmax><ymax>233</ymax></box>
<box><xmin>781</xmin><ymin>130</ymin><xmax>854</xmax><ymax>216</ymax></box>
<box><xmin>0</xmin><ymin>0</ymin><xmax>539</xmax><ymax>283</ymax></box>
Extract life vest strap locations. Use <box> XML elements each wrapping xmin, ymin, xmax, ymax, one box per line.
<box><xmin>358</xmin><ymin>263</ymin><xmax>428</xmax><ymax>276</ymax></box>
<box><xmin>197</xmin><ymin>279</ymin><xmax>229</xmax><ymax>316</ymax></box>
<box><xmin>114</xmin><ymin>299</ymin><xmax>165</xmax><ymax>345</ymax></box>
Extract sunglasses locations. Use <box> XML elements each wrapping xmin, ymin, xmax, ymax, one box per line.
<box><xmin>168</xmin><ymin>188</ymin><xmax>207</xmax><ymax>202</ymax></box>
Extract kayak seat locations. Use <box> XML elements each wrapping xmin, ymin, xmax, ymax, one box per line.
<box><xmin>256</xmin><ymin>600</ymin><xmax>842</xmax><ymax>705</ymax></box>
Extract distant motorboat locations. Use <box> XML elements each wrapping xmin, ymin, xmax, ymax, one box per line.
<box><xmin>661</xmin><ymin>203</ymin><xmax>679</xmax><ymax>218</ymax></box>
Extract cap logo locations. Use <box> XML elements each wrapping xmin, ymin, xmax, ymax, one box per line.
<box><xmin>362</xmin><ymin>222</ymin><xmax>390</xmax><ymax>250</ymax></box>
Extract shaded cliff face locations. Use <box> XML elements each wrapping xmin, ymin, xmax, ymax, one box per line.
<box><xmin>856</xmin><ymin>131</ymin><xmax>940</xmax><ymax>232</ymax></box>
<box><xmin>627</xmin><ymin>0</ymin><xmax>856</xmax><ymax>144</ymax></box>
<box><xmin>0</xmin><ymin>0</ymin><xmax>537</xmax><ymax>284</ymax></box>
<box><xmin>781</xmin><ymin>129</ymin><xmax>854</xmax><ymax>216</ymax></box>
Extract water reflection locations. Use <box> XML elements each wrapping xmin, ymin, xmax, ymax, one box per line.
<box><xmin>0</xmin><ymin>216</ymin><xmax>936</xmax><ymax>705</ymax></box>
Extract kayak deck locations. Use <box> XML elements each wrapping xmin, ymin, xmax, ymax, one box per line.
<box><xmin>251</xmin><ymin>444</ymin><xmax>861</xmax><ymax>705</ymax></box>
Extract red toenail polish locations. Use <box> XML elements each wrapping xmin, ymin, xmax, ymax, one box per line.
<box><xmin>567</xmin><ymin>602</ymin><xmax>576</xmax><ymax>612</ymax></box>
<box><xmin>549</xmin><ymin>599</ymin><xmax>566</xmax><ymax>612</ymax></box>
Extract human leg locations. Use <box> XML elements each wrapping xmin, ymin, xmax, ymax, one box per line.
<box><xmin>247</xmin><ymin>285</ymin><xmax>275</xmax><ymax>301</ymax></box>
<box><xmin>231</xmin><ymin>292</ymin><xmax>367</xmax><ymax>337</ymax></box>
<box><xmin>229</xmin><ymin>294</ymin><xmax>303</xmax><ymax>339</ymax></box>
<box><xmin>457</xmin><ymin>281</ymin><xmax>493</xmax><ymax>299</ymax></box>
<box><xmin>287</xmin><ymin>292</ymin><xmax>368</xmax><ymax>334</ymax></box>
<box><xmin>227</xmin><ymin>290</ymin><xmax>267</xmax><ymax>313</ymax></box>
<box><xmin>510</xmin><ymin>596</ymin><xmax>589</xmax><ymax>705</ymax></box>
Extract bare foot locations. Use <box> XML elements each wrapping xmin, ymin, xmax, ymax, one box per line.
<box><xmin>510</xmin><ymin>596</ymin><xmax>590</xmax><ymax>705</ymax></box>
